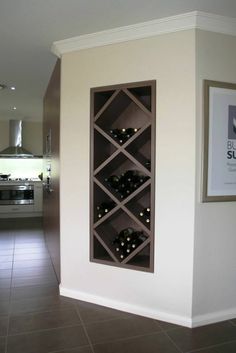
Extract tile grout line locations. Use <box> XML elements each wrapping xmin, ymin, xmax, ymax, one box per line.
<box><xmin>185</xmin><ymin>338</ymin><xmax>236</xmax><ymax>353</ymax></box>
<box><xmin>7</xmin><ymin>323</ymin><xmax>88</xmax><ymax>338</ymax></box>
<box><xmin>41</xmin><ymin>231</ymin><xmax>60</xmax><ymax>287</ymax></box>
<box><xmin>74</xmin><ymin>304</ymin><xmax>96</xmax><ymax>353</ymax></box>
<box><xmin>4</xmin><ymin>231</ymin><xmax>16</xmax><ymax>353</ymax></box>
<box><xmin>229</xmin><ymin>319</ymin><xmax>236</xmax><ymax>327</ymax></box>
<box><xmin>46</xmin><ymin>344</ymin><xmax>92</xmax><ymax>353</ymax></box>
<box><xmin>79</xmin><ymin>328</ymin><xmax>169</xmax><ymax>348</ymax></box>
<box><xmin>163</xmin><ymin>330</ymin><xmax>184</xmax><ymax>353</ymax></box>
<box><xmin>157</xmin><ymin>321</ymin><xmax>185</xmax><ymax>352</ymax></box>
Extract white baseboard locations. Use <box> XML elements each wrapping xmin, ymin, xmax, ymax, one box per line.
<box><xmin>60</xmin><ymin>285</ymin><xmax>236</xmax><ymax>328</ymax></box>
<box><xmin>192</xmin><ymin>307</ymin><xmax>236</xmax><ymax>328</ymax></box>
<box><xmin>59</xmin><ymin>285</ymin><xmax>192</xmax><ymax>328</ymax></box>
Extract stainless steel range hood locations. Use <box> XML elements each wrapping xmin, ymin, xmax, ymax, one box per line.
<box><xmin>0</xmin><ymin>120</ymin><xmax>35</xmax><ymax>158</ymax></box>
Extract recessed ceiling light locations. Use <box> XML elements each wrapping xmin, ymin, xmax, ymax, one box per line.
<box><xmin>13</xmin><ymin>107</ymin><xmax>17</xmax><ymax>110</ymax></box>
<box><xmin>10</xmin><ymin>86</ymin><xmax>16</xmax><ymax>90</ymax></box>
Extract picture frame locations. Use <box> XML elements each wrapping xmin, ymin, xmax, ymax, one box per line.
<box><xmin>203</xmin><ymin>80</ymin><xmax>236</xmax><ymax>202</ymax></box>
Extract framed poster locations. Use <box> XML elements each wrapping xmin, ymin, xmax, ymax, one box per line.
<box><xmin>203</xmin><ymin>80</ymin><xmax>236</xmax><ymax>202</ymax></box>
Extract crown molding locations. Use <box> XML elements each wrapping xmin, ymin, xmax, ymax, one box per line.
<box><xmin>52</xmin><ymin>11</ymin><xmax>236</xmax><ymax>57</ymax></box>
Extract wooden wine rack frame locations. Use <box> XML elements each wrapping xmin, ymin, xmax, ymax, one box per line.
<box><xmin>90</xmin><ymin>81</ymin><xmax>156</xmax><ymax>272</ymax></box>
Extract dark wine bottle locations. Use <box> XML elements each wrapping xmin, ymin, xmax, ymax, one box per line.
<box><xmin>105</xmin><ymin>175</ymin><xmax>120</xmax><ymax>191</ymax></box>
<box><xmin>145</xmin><ymin>159</ymin><xmax>151</xmax><ymax>169</ymax></box>
<box><xmin>109</xmin><ymin>129</ymin><xmax>120</xmax><ymax>138</ymax></box>
<box><xmin>125</xmin><ymin>128</ymin><xmax>139</xmax><ymax>138</ymax></box>
<box><xmin>109</xmin><ymin>127</ymin><xmax>139</xmax><ymax>144</ymax></box>
<box><xmin>139</xmin><ymin>207</ymin><xmax>151</xmax><ymax>223</ymax></box>
<box><xmin>126</xmin><ymin>243</ymin><xmax>133</xmax><ymax>254</ymax></box>
<box><xmin>130</xmin><ymin>231</ymin><xmax>147</xmax><ymax>249</ymax></box>
<box><xmin>96</xmin><ymin>201</ymin><xmax>116</xmax><ymax>220</ymax></box>
<box><xmin>120</xmin><ymin>250</ymin><xmax>126</xmax><ymax>260</ymax></box>
<box><xmin>118</xmin><ymin>128</ymin><xmax>128</xmax><ymax>144</ymax></box>
<box><xmin>105</xmin><ymin>170</ymin><xmax>149</xmax><ymax>199</ymax></box>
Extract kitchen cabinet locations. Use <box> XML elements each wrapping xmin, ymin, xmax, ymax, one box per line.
<box><xmin>0</xmin><ymin>180</ymin><xmax>43</xmax><ymax>218</ymax></box>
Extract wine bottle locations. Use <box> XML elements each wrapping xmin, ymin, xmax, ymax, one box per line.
<box><xmin>139</xmin><ymin>207</ymin><xmax>151</xmax><ymax>224</ymax></box>
<box><xmin>119</xmin><ymin>128</ymin><xmax>128</xmax><ymax>144</ymax></box>
<box><xmin>105</xmin><ymin>171</ymin><xmax>149</xmax><ymax>199</ymax></box>
<box><xmin>120</xmin><ymin>250</ymin><xmax>126</xmax><ymax>260</ymax></box>
<box><xmin>130</xmin><ymin>231</ymin><xmax>147</xmax><ymax>249</ymax></box>
<box><xmin>96</xmin><ymin>201</ymin><xmax>116</xmax><ymax>220</ymax></box>
<box><xmin>109</xmin><ymin>128</ymin><xmax>139</xmax><ymax>144</ymax></box>
<box><xmin>109</xmin><ymin>129</ymin><xmax>120</xmax><ymax>138</ymax></box>
<box><xmin>126</xmin><ymin>243</ymin><xmax>133</xmax><ymax>254</ymax></box>
<box><xmin>105</xmin><ymin>175</ymin><xmax>120</xmax><ymax>191</ymax></box>
<box><xmin>145</xmin><ymin>159</ymin><xmax>151</xmax><ymax>169</ymax></box>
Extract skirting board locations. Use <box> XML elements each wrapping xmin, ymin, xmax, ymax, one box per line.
<box><xmin>59</xmin><ymin>285</ymin><xmax>192</xmax><ymax>328</ymax></box>
<box><xmin>192</xmin><ymin>308</ymin><xmax>236</xmax><ymax>328</ymax></box>
<box><xmin>60</xmin><ymin>285</ymin><xmax>236</xmax><ymax>328</ymax></box>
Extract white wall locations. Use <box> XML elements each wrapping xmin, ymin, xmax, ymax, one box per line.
<box><xmin>192</xmin><ymin>30</ymin><xmax>236</xmax><ymax>326</ymax></box>
<box><xmin>60</xmin><ymin>30</ymin><xmax>196</xmax><ymax>326</ymax></box>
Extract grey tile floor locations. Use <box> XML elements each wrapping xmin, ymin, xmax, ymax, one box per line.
<box><xmin>0</xmin><ymin>218</ymin><xmax>236</xmax><ymax>353</ymax></box>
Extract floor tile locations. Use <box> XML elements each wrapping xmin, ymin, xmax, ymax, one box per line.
<box><xmin>93</xmin><ymin>331</ymin><xmax>180</xmax><ymax>353</ymax></box>
<box><xmin>13</xmin><ymin>259</ymin><xmax>52</xmax><ymax>269</ymax></box>
<box><xmin>0</xmin><ymin>262</ymin><xmax>12</xmax><ymax>270</ymax></box>
<box><xmin>0</xmin><ymin>255</ymin><xmax>13</xmax><ymax>263</ymax></box>
<box><xmin>13</xmin><ymin>253</ymin><xmax>50</xmax><ymax>261</ymax></box>
<box><xmin>12</xmin><ymin>266</ymin><xmax>55</xmax><ymax>278</ymax></box>
<box><xmin>0</xmin><ymin>337</ymin><xmax>5</xmax><ymax>353</ymax></box>
<box><xmin>12</xmin><ymin>275</ymin><xmax>57</xmax><ymax>287</ymax></box>
<box><xmin>14</xmin><ymin>243</ymin><xmax>47</xmax><ymax>249</ymax></box>
<box><xmin>11</xmin><ymin>285</ymin><xmax>59</xmax><ymax>300</ymax></box>
<box><xmin>0</xmin><ymin>249</ymin><xmax>13</xmax><ymax>256</ymax></box>
<box><xmin>230</xmin><ymin>318</ymin><xmax>236</xmax><ymax>326</ymax></box>
<box><xmin>86</xmin><ymin>316</ymin><xmax>161</xmax><ymax>344</ymax></box>
<box><xmin>0</xmin><ymin>243</ymin><xmax>14</xmax><ymax>250</ymax></box>
<box><xmin>0</xmin><ymin>270</ymin><xmax>11</xmax><ymax>279</ymax></box>
<box><xmin>0</xmin><ymin>235</ymin><xmax>13</xmax><ymax>240</ymax></box>
<box><xmin>76</xmin><ymin>301</ymin><xmax>132</xmax><ymax>324</ymax></box>
<box><xmin>0</xmin><ymin>301</ymin><xmax>10</xmax><ymax>315</ymax></box>
<box><xmin>14</xmin><ymin>248</ymin><xmax>49</xmax><ymax>255</ymax></box>
<box><xmin>7</xmin><ymin>325</ymin><xmax>89</xmax><ymax>353</ymax></box>
<box><xmin>0</xmin><ymin>279</ymin><xmax>11</xmax><ymax>289</ymax></box>
<box><xmin>51</xmin><ymin>347</ymin><xmax>93</xmax><ymax>353</ymax></box>
<box><xmin>9</xmin><ymin>308</ymin><xmax>81</xmax><ymax>334</ymax></box>
<box><xmin>0</xmin><ymin>239</ymin><xmax>14</xmax><ymax>245</ymax></box>
<box><xmin>10</xmin><ymin>294</ymin><xmax>75</xmax><ymax>315</ymax></box>
<box><xmin>157</xmin><ymin>319</ymin><xmax>182</xmax><ymax>332</ymax></box>
<box><xmin>167</xmin><ymin>320</ymin><xmax>236</xmax><ymax>352</ymax></box>
<box><xmin>0</xmin><ymin>289</ymin><xmax>10</xmax><ymax>301</ymax></box>
<box><xmin>0</xmin><ymin>316</ymin><xmax>8</xmax><ymax>336</ymax></box>
<box><xmin>14</xmin><ymin>239</ymin><xmax>45</xmax><ymax>245</ymax></box>
<box><xmin>193</xmin><ymin>340</ymin><xmax>236</xmax><ymax>353</ymax></box>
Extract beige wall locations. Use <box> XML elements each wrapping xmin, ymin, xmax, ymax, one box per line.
<box><xmin>60</xmin><ymin>30</ymin><xmax>196</xmax><ymax>325</ymax></box>
<box><xmin>0</xmin><ymin>120</ymin><xmax>43</xmax><ymax>155</ymax></box>
<box><xmin>192</xmin><ymin>30</ymin><xmax>236</xmax><ymax>324</ymax></box>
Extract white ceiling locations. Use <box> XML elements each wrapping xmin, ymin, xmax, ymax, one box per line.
<box><xmin>0</xmin><ymin>0</ymin><xmax>236</xmax><ymax>122</ymax></box>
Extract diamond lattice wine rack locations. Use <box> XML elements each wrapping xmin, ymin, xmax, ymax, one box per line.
<box><xmin>90</xmin><ymin>81</ymin><xmax>156</xmax><ymax>272</ymax></box>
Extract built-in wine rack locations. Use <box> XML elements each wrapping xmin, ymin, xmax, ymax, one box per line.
<box><xmin>90</xmin><ymin>81</ymin><xmax>156</xmax><ymax>272</ymax></box>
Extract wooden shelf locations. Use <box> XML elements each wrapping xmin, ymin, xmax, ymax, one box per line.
<box><xmin>90</xmin><ymin>81</ymin><xmax>156</xmax><ymax>272</ymax></box>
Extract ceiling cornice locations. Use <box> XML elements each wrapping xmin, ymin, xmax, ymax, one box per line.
<box><xmin>52</xmin><ymin>11</ymin><xmax>236</xmax><ymax>57</ymax></box>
